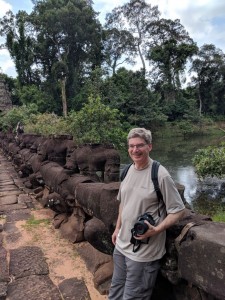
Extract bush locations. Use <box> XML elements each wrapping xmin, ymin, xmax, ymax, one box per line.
<box><xmin>66</xmin><ymin>94</ymin><xmax>127</xmax><ymax>149</ymax></box>
<box><xmin>17</xmin><ymin>84</ymin><xmax>50</xmax><ymax>113</ymax></box>
<box><xmin>177</xmin><ymin>120</ymin><xmax>195</xmax><ymax>137</ymax></box>
<box><xmin>0</xmin><ymin>104</ymin><xmax>38</xmax><ymax>132</ymax></box>
<box><xmin>25</xmin><ymin>113</ymin><xmax>69</xmax><ymax>135</ymax></box>
<box><xmin>0</xmin><ymin>95</ymin><xmax>129</xmax><ymax>149</ymax></box>
<box><xmin>192</xmin><ymin>143</ymin><xmax>225</xmax><ymax>178</ymax></box>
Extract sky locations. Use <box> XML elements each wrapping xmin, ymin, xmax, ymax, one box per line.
<box><xmin>0</xmin><ymin>0</ymin><xmax>225</xmax><ymax>77</ymax></box>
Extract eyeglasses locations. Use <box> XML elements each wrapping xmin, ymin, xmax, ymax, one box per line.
<box><xmin>128</xmin><ymin>143</ymin><xmax>147</xmax><ymax>149</ymax></box>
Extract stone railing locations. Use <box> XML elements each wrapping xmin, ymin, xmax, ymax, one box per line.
<box><xmin>0</xmin><ymin>132</ymin><xmax>224</xmax><ymax>300</ymax></box>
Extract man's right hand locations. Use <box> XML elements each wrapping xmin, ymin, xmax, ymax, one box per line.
<box><xmin>112</xmin><ymin>228</ymin><xmax>120</xmax><ymax>245</ymax></box>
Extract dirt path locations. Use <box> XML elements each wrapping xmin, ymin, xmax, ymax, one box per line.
<box><xmin>4</xmin><ymin>203</ymin><xmax>107</xmax><ymax>300</ymax></box>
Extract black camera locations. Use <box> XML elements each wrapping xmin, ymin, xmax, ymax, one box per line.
<box><xmin>132</xmin><ymin>212</ymin><xmax>155</xmax><ymax>236</ymax></box>
<box><xmin>130</xmin><ymin>212</ymin><xmax>155</xmax><ymax>252</ymax></box>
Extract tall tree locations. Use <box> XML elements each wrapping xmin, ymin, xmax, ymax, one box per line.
<box><xmin>102</xmin><ymin>28</ymin><xmax>136</xmax><ymax>75</ymax></box>
<box><xmin>190</xmin><ymin>44</ymin><xmax>225</xmax><ymax>116</ymax></box>
<box><xmin>0</xmin><ymin>10</ymin><xmax>39</xmax><ymax>87</ymax></box>
<box><xmin>30</xmin><ymin>0</ymin><xmax>102</xmax><ymax>116</ymax></box>
<box><xmin>0</xmin><ymin>0</ymin><xmax>102</xmax><ymax>116</ymax></box>
<box><xmin>104</xmin><ymin>0</ymin><xmax>160</xmax><ymax>76</ymax></box>
<box><xmin>147</xmin><ymin>18</ymin><xmax>198</xmax><ymax>103</ymax></box>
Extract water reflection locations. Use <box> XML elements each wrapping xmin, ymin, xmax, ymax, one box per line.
<box><xmin>169</xmin><ymin>166</ymin><xmax>197</xmax><ymax>203</ymax></box>
<box><xmin>120</xmin><ymin>134</ymin><xmax>225</xmax><ymax>214</ymax></box>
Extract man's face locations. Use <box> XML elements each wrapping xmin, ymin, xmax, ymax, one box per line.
<box><xmin>128</xmin><ymin>137</ymin><xmax>152</xmax><ymax>165</ymax></box>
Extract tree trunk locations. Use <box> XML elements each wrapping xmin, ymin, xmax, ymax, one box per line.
<box><xmin>60</xmin><ymin>78</ymin><xmax>67</xmax><ymax>117</ymax></box>
<box><xmin>198</xmin><ymin>83</ymin><xmax>202</xmax><ymax>116</ymax></box>
<box><xmin>137</xmin><ymin>42</ymin><xmax>146</xmax><ymax>76</ymax></box>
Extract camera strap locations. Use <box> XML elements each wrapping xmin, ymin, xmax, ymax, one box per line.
<box><xmin>132</xmin><ymin>240</ymin><xmax>142</xmax><ymax>253</ymax></box>
<box><xmin>131</xmin><ymin>235</ymin><xmax>150</xmax><ymax>252</ymax></box>
<box><xmin>132</xmin><ymin>238</ymin><xmax>150</xmax><ymax>252</ymax></box>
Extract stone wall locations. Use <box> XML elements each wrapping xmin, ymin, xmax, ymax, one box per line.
<box><xmin>0</xmin><ymin>77</ymin><xmax>12</xmax><ymax>112</ymax></box>
<box><xmin>0</xmin><ymin>132</ymin><xmax>225</xmax><ymax>300</ymax></box>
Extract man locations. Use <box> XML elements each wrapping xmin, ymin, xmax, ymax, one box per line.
<box><xmin>108</xmin><ymin>128</ymin><xmax>185</xmax><ymax>300</ymax></box>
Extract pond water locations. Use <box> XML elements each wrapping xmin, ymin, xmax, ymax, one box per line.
<box><xmin>120</xmin><ymin>133</ymin><xmax>225</xmax><ymax>215</ymax></box>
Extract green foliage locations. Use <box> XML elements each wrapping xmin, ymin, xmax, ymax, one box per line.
<box><xmin>175</xmin><ymin>116</ymin><xmax>216</xmax><ymax>137</ymax></box>
<box><xmin>102</xmin><ymin>27</ymin><xmax>136</xmax><ymax>75</ymax></box>
<box><xmin>104</xmin><ymin>0</ymin><xmax>161</xmax><ymax>75</ymax></box>
<box><xmin>0</xmin><ymin>104</ymin><xmax>38</xmax><ymax>132</ymax></box>
<box><xmin>177</xmin><ymin>120</ymin><xmax>195</xmax><ymax>137</ymax></box>
<box><xmin>72</xmin><ymin>67</ymin><xmax>106</xmax><ymax>111</ymax></box>
<box><xmin>0</xmin><ymin>11</ymin><xmax>38</xmax><ymax>87</ymax></box>
<box><xmin>0</xmin><ymin>99</ymin><xmax>126</xmax><ymax>148</ymax></box>
<box><xmin>1</xmin><ymin>1</ymin><xmax>225</xmax><ymax>126</ymax></box>
<box><xmin>25</xmin><ymin>113</ymin><xmax>69</xmax><ymax>135</ymax></box>
<box><xmin>212</xmin><ymin>209</ymin><xmax>225</xmax><ymax>223</ymax></box>
<box><xmin>190</xmin><ymin>44</ymin><xmax>225</xmax><ymax>116</ymax></box>
<box><xmin>16</xmin><ymin>84</ymin><xmax>50</xmax><ymax>113</ymax></box>
<box><xmin>67</xmin><ymin>94</ymin><xmax>127</xmax><ymax>148</ymax></box>
<box><xmin>192</xmin><ymin>143</ymin><xmax>225</xmax><ymax>178</ymax></box>
<box><xmin>148</xmin><ymin>18</ymin><xmax>198</xmax><ymax>97</ymax></box>
<box><xmin>51</xmin><ymin>61</ymin><xmax>68</xmax><ymax>80</ymax></box>
<box><xmin>0</xmin><ymin>74</ymin><xmax>20</xmax><ymax>105</ymax></box>
<box><xmin>0</xmin><ymin>0</ymin><xmax>102</xmax><ymax>115</ymax></box>
<box><xmin>191</xmin><ymin>194</ymin><xmax>225</xmax><ymax>222</ymax></box>
<box><xmin>103</xmin><ymin>68</ymin><xmax>167</xmax><ymax>128</ymax></box>
<box><xmin>30</xmin><ymin>0</ymin><xmax>102</xmax><ymax>112</ymax></box>
<box><xmin>161</xmin><ymin>93</ymin><xmax>199</xmax><ymax>122</ymax></box>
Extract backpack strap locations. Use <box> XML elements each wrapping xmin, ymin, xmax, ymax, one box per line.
<box><xmin>151</xmin><ymin>160</ymin><xmax>163</xmax><ymax>217</ymax></box>
<box><xmin>120</xmin><ymin>160</ymin><xmax>163</xmax><ymax>216</ymax></box>
<box><xmin>120</xmin><ymin>163</ymin><xmax>132</xmax><ymax>181</ymax></box>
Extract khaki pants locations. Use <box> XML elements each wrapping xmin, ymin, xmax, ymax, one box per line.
<box><xmin>108</xmin><ymin>248</ymin><xmax>160</xmax><ymax>300</ymax></box>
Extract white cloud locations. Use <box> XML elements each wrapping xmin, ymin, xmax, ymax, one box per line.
<box><xmin>0</xmin><ymin>48</ymin><xmax>9</xmax><ymax>56</ymax></box>
<box><xmin>1</xmin><ymin>60</ymin><xmax>15</xmax><ymax>74</ymax></box>
<box><xmin>147</xmin><ymin>0</ymin><xmax>225</xmax><ymax>51</ymax></box>
<box><xmin>0</xmin><ymin>0</ymin><xmax>12</xmax><ymax>17</ymax></box>
<box><xmin>0</xmin><ymin>1</ymin><xmax>14</xmax><ymax>75</ymax></box>
<box><xmin>0</xmin><ymin>49</ymin><xmax>16</xmax><ymax>77</ymax></box>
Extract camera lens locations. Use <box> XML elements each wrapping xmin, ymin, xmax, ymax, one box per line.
<box><xmin>134</xmin><ymin>221</ymin><xmax>148</xmax><ymax>235</ymax></box>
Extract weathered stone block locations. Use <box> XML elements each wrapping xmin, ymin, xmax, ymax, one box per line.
<box><xmin>58</xmin><ymin>207</ymin><xmax>85</xmax><ymax>243</ymax></box>
<box><xmin>178</xmin><ymin>222</ymin><xmax>225</xmax><ymax>300</ymax></box>
<box><xmin>58</xmin><ymin>278</ymin><xmax>91</xmax><ymax>300</ymax></box>
<box><xmin>84</xmin><ymin>217</ymin><xmax>114</xmax><ymax>255</ymax></box>
<box><xmin>9</xmin><ymin>246</ymin><xmax>49</xmax><ymax>279</ymax></box>
<box><xmin>75</xmin><ymin>182</ymin><xmax>120</xmax><ymax>230</ymax></box>
<box><xmin>7</xmin><ymin>275</ymin><xmax>61</xmax><ymax>300</ymax></box>
<box><xmin>0</xmin><ymin>247</ymin><xmax>8</xmax><ymax>282</ymax></box>
<box><xmin>0</xmin><ymin>195</ymin><xmax>17</xmax><ymax>206</ymax></box>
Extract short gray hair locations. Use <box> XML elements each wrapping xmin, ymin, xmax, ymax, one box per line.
<box><xmin>127</xmin><ymin>128</ymin><xmax>152</xmax><ymax>144</ymax></box>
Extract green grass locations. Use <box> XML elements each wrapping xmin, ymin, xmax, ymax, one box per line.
<box><xmin>212</xmin><ymin>211</ymin><xmax>225</xmax><ymax>223</ymax></box>
<box><xmin>22</xmin><ymin>215</ymin><xmax>51</xmax><ymax>230</ymax></box>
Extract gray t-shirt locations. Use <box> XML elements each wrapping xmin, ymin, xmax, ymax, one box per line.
<box><xmin>116</xmin><ymin>159</ymin><xmax>185</xmax><ymax>262</ymax></box>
